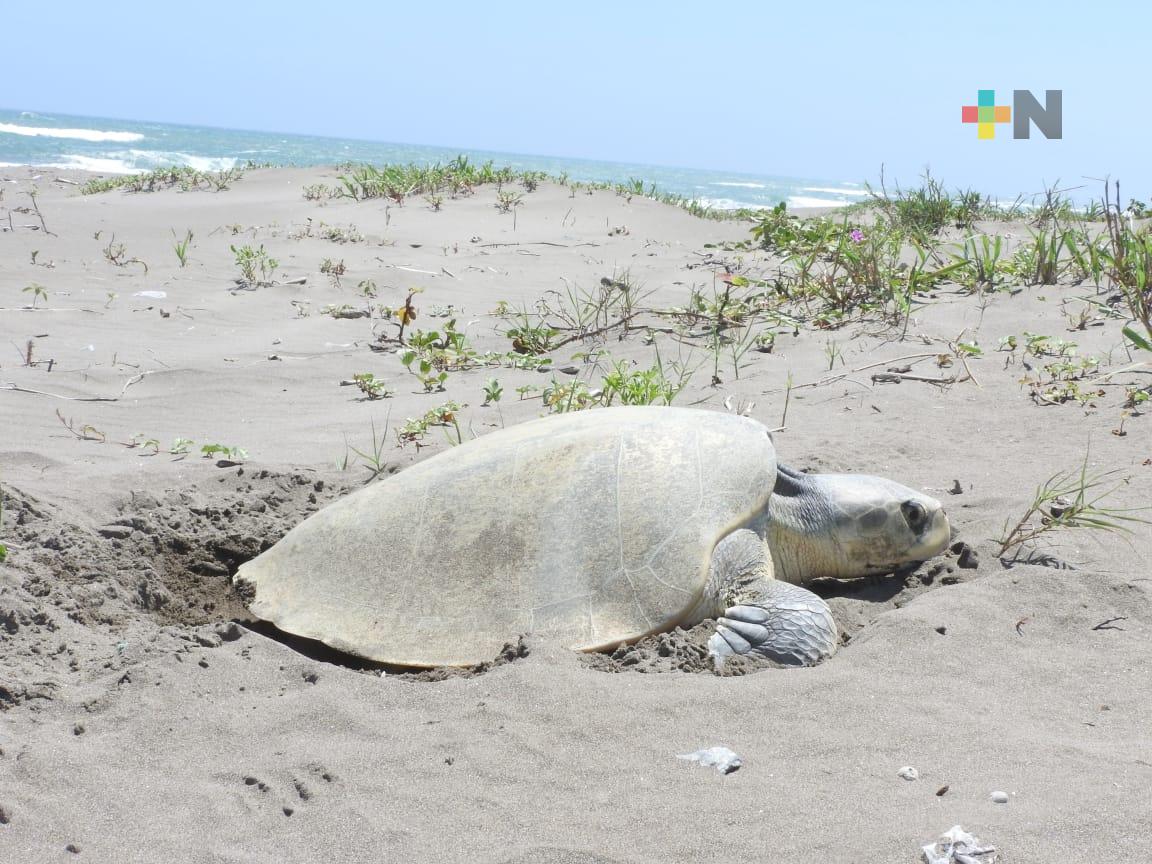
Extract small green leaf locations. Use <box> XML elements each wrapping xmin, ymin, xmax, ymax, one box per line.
<box><xmin>1122</xmin><ymin>325</ymin><xmax>1152</xmax><ymax>353</ymax></box>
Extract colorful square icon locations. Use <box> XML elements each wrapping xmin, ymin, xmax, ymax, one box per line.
<box><xmin>963</xmin><ymin>90</ymin><xmax>1011</xmax><ymax>139</ymax></box>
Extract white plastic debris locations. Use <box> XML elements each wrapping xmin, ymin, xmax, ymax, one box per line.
<box><xmin>677</xmin><ymin>746</ymin><xmax>742</xmax><ymax>775</ymax></box>
<box><xmin>921</xmin><ymin>825</ymin><xmax>998</xmax><ymax>864</ymax></box>
<box><xmin>133</xmin><ymin>290</ymin><xmax>167</xmax><ymax>299</ymax></box>
<box><xmin>990</xmin><ymin>790</ymin><xmax>1009</xmax><ymax>804</ymax></box>
<box><xmin>897</xmin><ymin>766</ymin><xmax>920</xmax><ymax>781</ymax></box>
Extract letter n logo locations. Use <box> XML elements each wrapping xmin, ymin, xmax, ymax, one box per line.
<box><xmin>1013</xmin><ymin>90</ymin><xmax>1062</xmax><ymax>139</ymax></box>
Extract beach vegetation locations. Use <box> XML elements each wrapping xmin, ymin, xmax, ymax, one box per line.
<box><xmin>481</xmin><ymin>377</ymin><xmax>503</xmax><ymax>405</ymax></box>
<box><xmin>598</xmin><ymin>356</ymin><xmax>691</xmax><ymax>406</ymax></box>
<box><xmin>319</xmin><ymin>257</ymin><xmax>346</xmax><ymax>289</ymax></box>
<box><xmin>343</xmin><ymin>417</ymin><xmax>392</xmax><ymax>482</ymax></box>
<box><xmin>103</xmin><ymin>234</ymin><xmax>149</xmax><ymax>273</ymax></box>
<box><xmin>995</xmin><ymin>452</ymin><xmax>1149</xmax><ymax>561</ymax></box>
<box><xmin>302</xmin><ymin>184</ymin><xmax>333</xmax><ymax>201</ymax></box>
<box><xmin>231</xmin><ymin>243</ymin><xmax>278</xmax><ymax>286</ymax></box>
<box><xmin>863</xmin><ymin>171</ymin><xmax>987</xmax><ymax>235</ymax></box>
<box><xmin>55</xmin><ymin>409</ymin><xmax>105</xmax><ymax>442</ymax></box>
<box><xmin>80</xmin><ymin>165</ymin><xmax>248</xmax><ymax>196</ymax></box>
<box><xmin>396</xmin><ymin>402</ymin><xmax>462</xmax><ymax>448</ymax></box>
<box><xmin>495</xmin><ymin>190</ymin><xmax>523</xmax><ymax>213</ymax></box>
<box><xmin>351</xmin><ymin>373</ymin><xmax>392</xmax><ymax>400</ymax></box>
<box><xmin>951</xmin><ymin>233</ymin><xmax>1005</xmax><ymax>291</ymax></box>
<box><xmin>122</xmin><ymin>433</ymin><xmax>161</xmax><ymax>455</ymax></box>
<box><xmin>172</xmin><ymin>229</ymin><xmax>193</xmax><ymax>267</ymax></box>
<box><xmin>170</xmin><ymin>438</ymin><xmax>194</xmax><ymax>456</ymax></box>
<box><xmin>325</xmin><ymin>156</ymin><xmax>745</xmax><ymax>221</ymax></box>
<box><xmin>318</xmin><ymin>223</ymin><xmax>363</xmax><ymax>244</ymax></box>
<box><xmin>1098</xmin><ymin>183</ymin><xmax>1152</xmax><ymax>351</ymax></box>
<box><xmin>200</xmin><ymin>443</ymin><xmax>248</xmax><ymax>461</ymax></box>
<box><xmin>22</xmin><ymin>282</ymin><xmax>47</xmax><ymax>308</ymax></box>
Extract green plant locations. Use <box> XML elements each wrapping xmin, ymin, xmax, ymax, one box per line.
<box><xmin>824</xmin><ymin>339</ymin><xmax>844</xmax><ymax>370</ymax></box>
<box><xmin>482</xmin><ymin>377</ymin><xmax>504</xmax><ymax>406</ymax></box>
<box><xmin>352</xmin><ymin>372</ymin><xmax>392</xmax><ymax>400</ymax></box>
<box><xmin>495</xmin><ymin>190</ymin><xmax>523</xmax><ymax>213</ymax></box>
<box><xmin>80</xmin><ymin>165</ymin><xmax>249</xmax><ymax>195</ymax></box>
<box><xmin>504</xmin><ymin>318</ymin><xmax>559</xmax><ymax>355</ymax></box>
<box><xmin>542</xmin><ymin>379</ymin><xmax>596</xmax><ymax>413</ymax></box>
<box><xmin>995</xmin><ymin>453</ymin><xmax>1149</xmax><ymax>559</ymax></box>
<box><xmin>952</xmin><ymin>233</ymin><xmax>1004</xmax><ymax>290</ymax></box>
<box><xmin>170</xmin><ymin>437</ymin><xmax>194</xmax><ymax>455</ymax></box>
<box><xmin>865</xmin><ymin>171</ymin><xmax>960</xmax><ymax>236</ymax></box>
<box><xmin>23</xmin><ymin>282</ymin><xmax>47</xmax><ymax>308</ymax></box>
<box><xmin>599</xmin><ymin>357</ymin><xmax>689</xmax><ymax>406</ymax></box>
<box><xmin>1015</xmin><ymin>226</ymin><xmax>1070</xmax><ymax>285</ymax></box>
<box><xmin>318</xmin><ymin>223</ymin><xmax>363</xmax><ymax>244</ymax></box>
<box><xmin>346</xmin><ymin>417</ymin><xmax>392</xmax><ymax>482</ymax></box>
<box><xmin>231</xmin><ymin>244</ymin><xmax>278</xmax><ymax>286</ymax></box>
<box><xmin>201</xmin><ymin>443</ymin><xmax>248</xmax><ymax>461</ymax></box>
<box><xmin>1099</xmin><ymin>183</ymin><xmax>1152</xmax><ymax>352</ymax></box>
<box><xmin>400</xmin><ymin>350</ymin><xmax>449</xmax><ymax>392</ymax></box>
<box><xmin>396</xmin><ymin>402</ymin><xmax>461</xmax><ymax>447</ymax></box>
<box><xmin>172</xmin><ymin>229</ymin><xmax>193</xmax><ymax>267</ymax></box>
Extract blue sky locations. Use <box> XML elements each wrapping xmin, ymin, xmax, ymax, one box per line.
<box><xmin>5</xmin><ymin>1</ymin><xmax>1149</xmax><ymax>198</ymax></box>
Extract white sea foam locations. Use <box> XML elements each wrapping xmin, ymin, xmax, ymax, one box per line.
<box><xmin>0</xmin><ymin>122</ymin><xmax>145</xmax><ymax>143</ymax></box>
<box><xmin>38</xmin><ymin>155</ymin><xmax>143</xmax><ymax>174</ymax></box>
<box><xmin>124</xmin><ymin>150</ymin><xmax>237</xmax><ymax>172</ymax></box>
<box><xmin>7</xmin><ymin>150</ymin><xmax>239</xmax><ymax>175</ymax></box>
<box><xmin>697</xmin><ymin>197</ymin><xmax>773</xmax><ymax>211</ymax></box>
<box><xmin>787</xmin><ymin>195</ymin><xmax>851</xmax><ymax>209</ymax></box>
<box><xmin>801</xmin><ymin>186</ymin><xmax>867</xmax><ymax>197</ymax></box>
<box><xmin>711</xmin><ymin>181</ymin><xmax>767</xmax><ymax>189</ymax></box>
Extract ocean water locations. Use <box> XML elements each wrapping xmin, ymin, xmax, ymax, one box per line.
<box><xmin>0</xmin><ymin>107</ymin><xmax>867</xmax><ymax>210</ymax></box>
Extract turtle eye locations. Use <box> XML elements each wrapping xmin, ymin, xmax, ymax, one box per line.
<box><xmin>901</xmin><ymin>500</ymin><xmax>928</xmax><ymax>534</ymax></box>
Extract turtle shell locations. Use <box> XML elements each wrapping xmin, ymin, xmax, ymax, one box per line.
<box><xmin>234</xmin><ymin>406</ymin><xmax>776</xmax><ymax>666</ymax></box>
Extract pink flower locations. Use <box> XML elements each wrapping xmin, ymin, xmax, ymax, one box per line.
<box><xmin>850</xmin><ymin>229</ymin><xmax>864</xmax><ymax>243</ymax></box>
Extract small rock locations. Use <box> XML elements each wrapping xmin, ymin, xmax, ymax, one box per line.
<box><xmin>215</xmin><ymin>621</ymin><xmax>244</xmax><ymax>642</ymax></box>
<box><xmin>73</xmin><ymin>723</ymin><xmax>86</xmax><ymax>736</ymax></box>
<box><xmin>990</xmin><ymin>790</ymin><xmax>1009</xmax><ymax>804</ymax></box>
<box><xmin>557</xmin><ymin>365</ymin><xmax>579</xmax><ymax>375</ymax></box>
<box><xmin>935</xmin><ymin>626</ymin><xmax>947</xmax><ymax>635</ymax></box>
<box><xmin>0</xmin><ymin>804</ymin><xmax>11</xmax><ymax>824</ymax></box>
<box><xmin>66</xmin><ymin>843</ymin><xmax>82</xmax><ymax>854</ymax></box>
<box><xmin>677</xmin><ymin>746</ymin><xmax>742</xmax><ymax>775</ymax></box>
<box><xmin>958</xmin><ymin>548</ymin><xmax>979</xmax><ymax>570</ymax></box>
<box><xmin>197</xmin><ymin>658</ymin><xmax>209</xmax><ymax>669</ymax></box>
<box><xmin>948</xmin><ymin>479</ymin><xmax>963</xmax><ymax>495</ymax></box>
<box><xmin>194</xmin><ymin>633</ymin><xmax>222</xmax><ymax>649</ymax></box>
<box><xmin>302</xmin><ymin>671</ymin><xmax>319</xmax><ymax>684</ymax></box>
<box><xmin>897</xmin><ymin>766</ymin><xmax>919</xmax><ymax>781</ymax></box>
<box><xmin>97</xmin><ymin>525</ymin><xmax>133</xmax><ymax>540</ymax></box>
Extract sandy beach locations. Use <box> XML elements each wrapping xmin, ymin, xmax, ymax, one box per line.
<box><xmin>1</xmin><ymin>165</ymin><xmax>1149</xmax><ymax>863</ymax></box>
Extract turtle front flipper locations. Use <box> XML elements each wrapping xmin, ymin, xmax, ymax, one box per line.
<box><xmin>707</xmin><ymin>530</ymin><xmax>838</xmax><ymax>668</ymax></box>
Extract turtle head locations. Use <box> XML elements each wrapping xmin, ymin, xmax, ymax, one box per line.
<box><xmin>768</xmin><ymin>464</ymin><xmax>951</xmax><ymax>581</ymax></box>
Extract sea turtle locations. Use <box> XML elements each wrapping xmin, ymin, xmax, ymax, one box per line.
<box><xmin>234</xmin><ymin>407</ymin><xmax>950</xmax><ymax>668</ymax></box>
